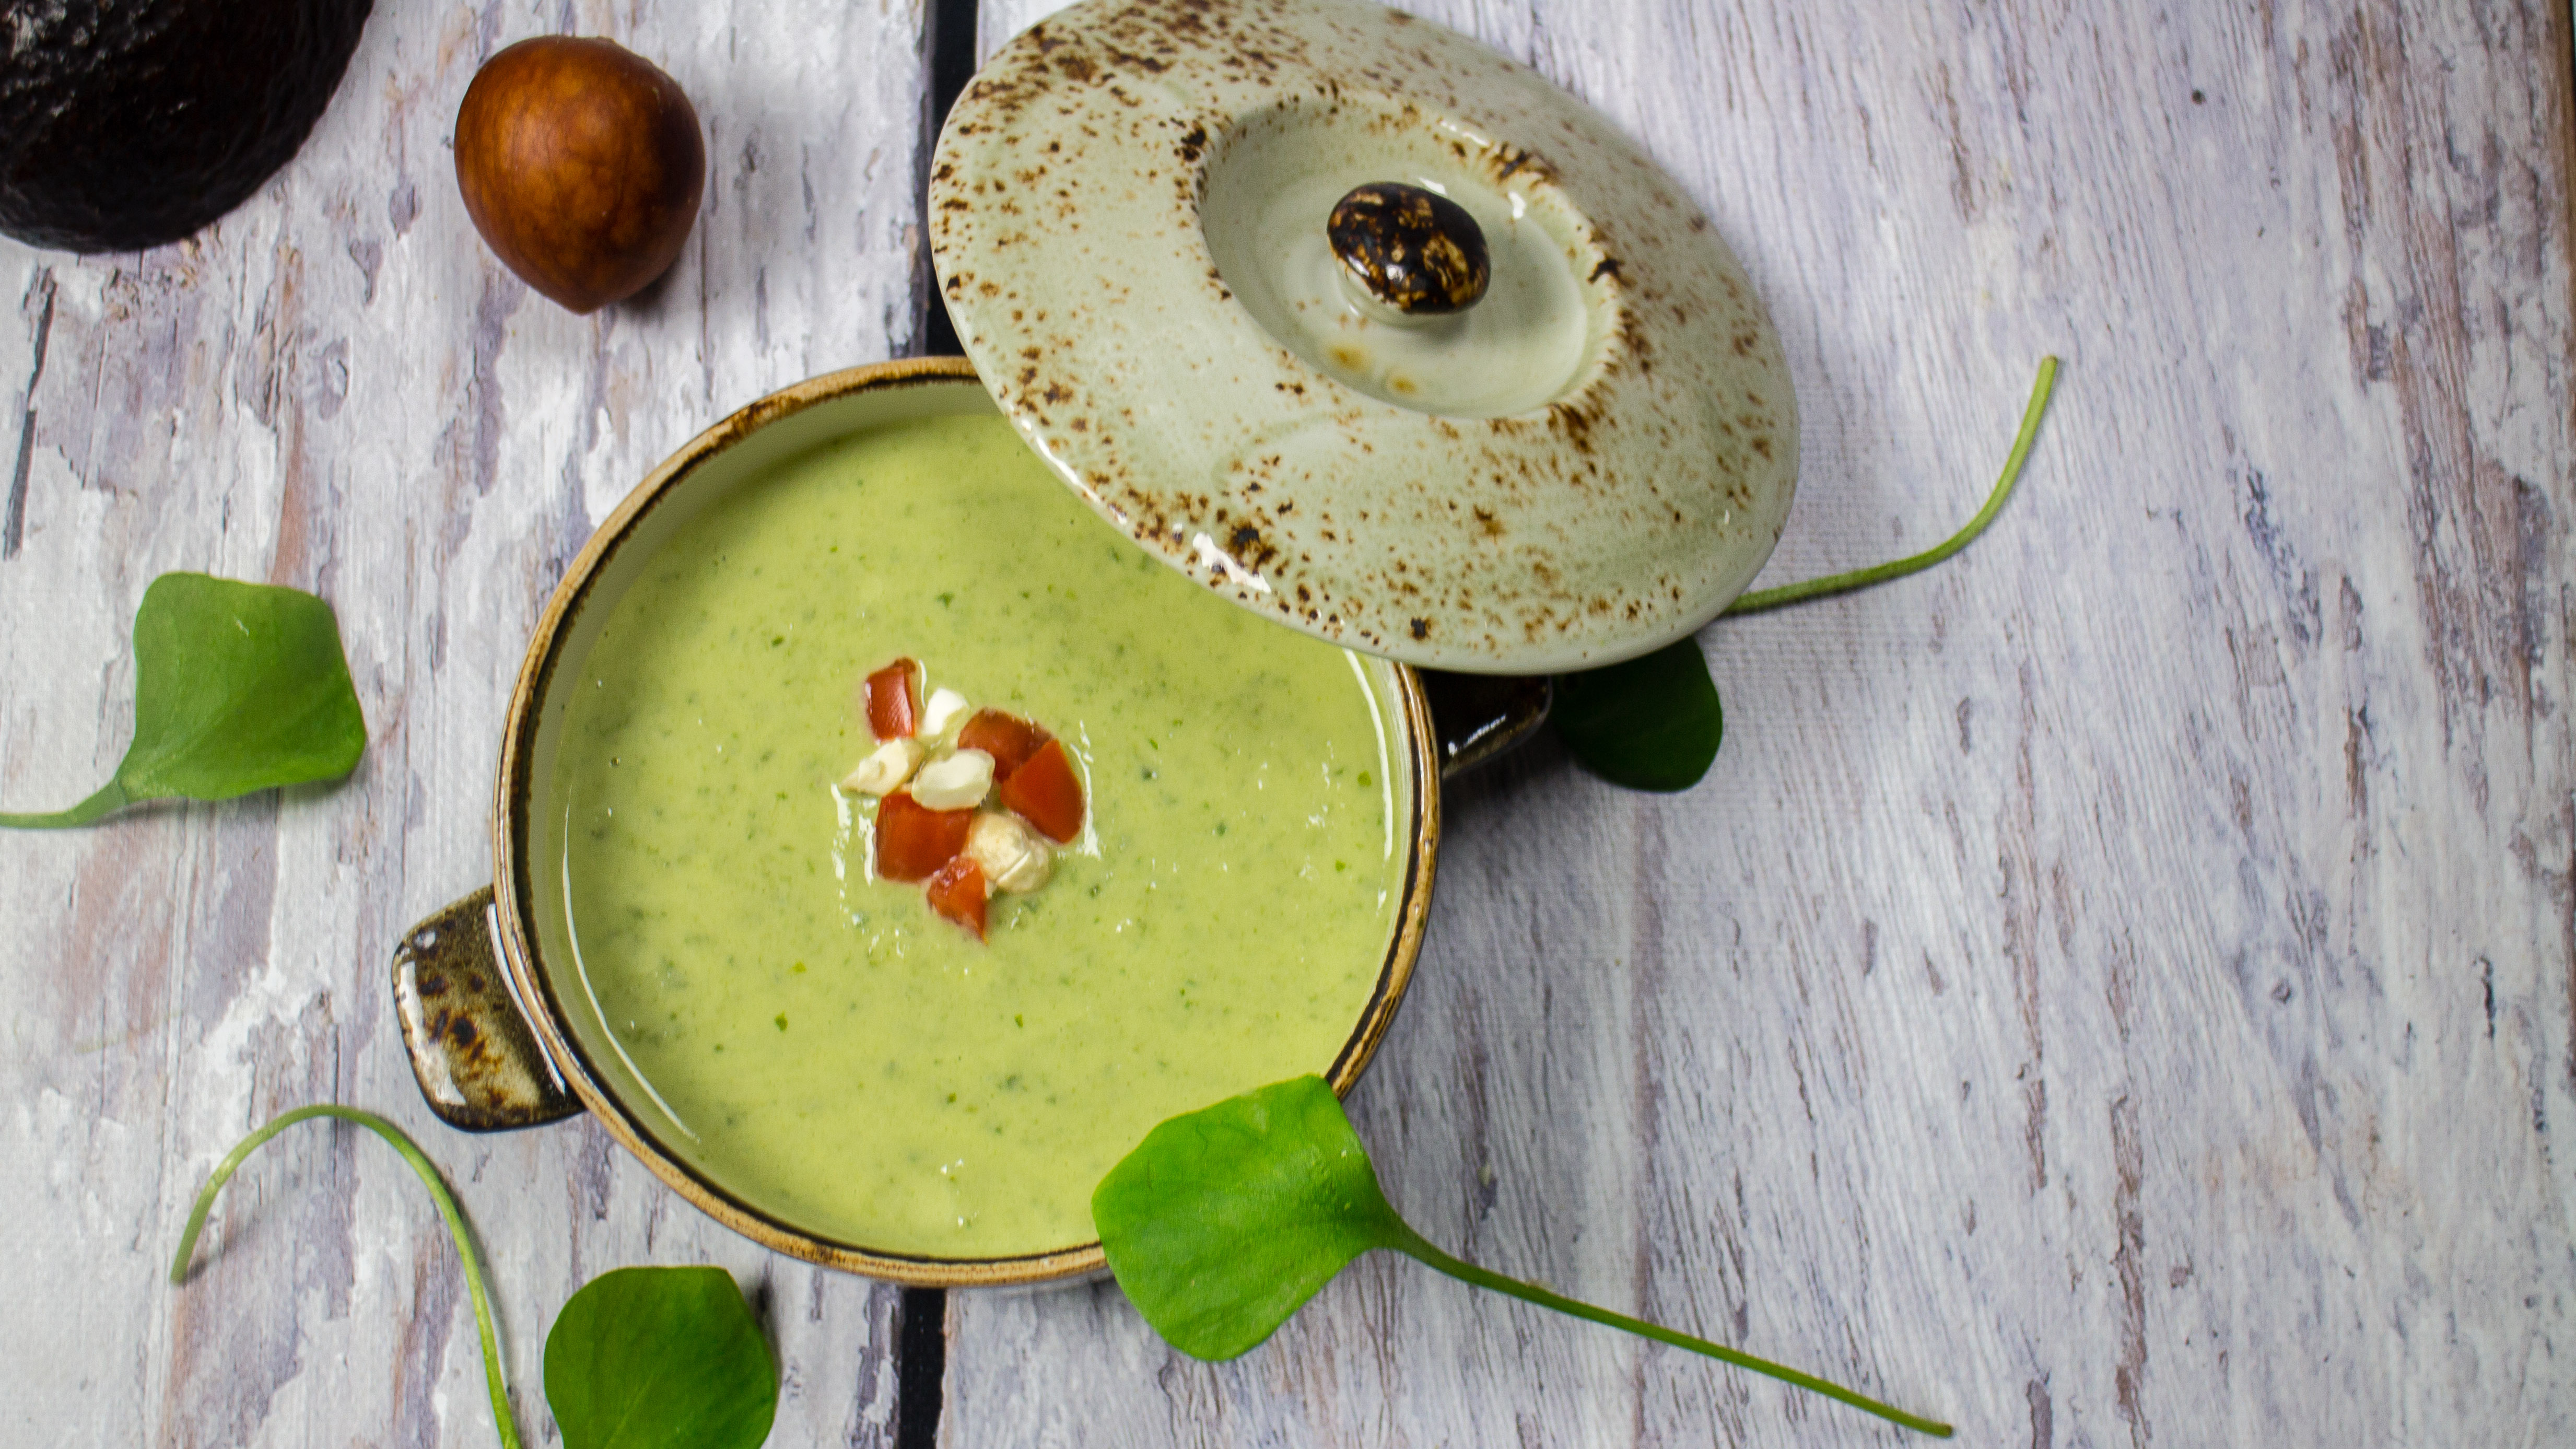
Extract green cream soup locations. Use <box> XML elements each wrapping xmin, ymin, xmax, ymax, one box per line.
<box><xmin>545</xmin><ymin>413</ymin><xmax>1404</xmax><ymax>1258</ymax></box>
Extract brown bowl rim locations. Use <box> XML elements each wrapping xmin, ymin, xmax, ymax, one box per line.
<box><xmin>488</xmin><ymin>355</ymin><xmax>1441</xmax><ymax>1287</ymax></box>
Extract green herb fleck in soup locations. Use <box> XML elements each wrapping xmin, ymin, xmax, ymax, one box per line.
<box><xmin>545</xmin><ymin>414</ymin><xmax>1404</xmax><ymax>1258</ymax></box>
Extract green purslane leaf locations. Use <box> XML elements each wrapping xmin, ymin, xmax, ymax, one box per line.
<box><xmin>544</xmin><ymin>1266</ymin><xmax>779</xmax><ymax>1449</ymax></box>
<box><xmin>171</xmin><ymin>1106</ymin><xmax>525</xmax><ymax>1449</ymax></box>
<box><xmin>1093</xmin><ymin>1068</ymin><xmax>1414</xmax><ymax>1360</ymax></box>
<box><xmin>1549</xmin><ymin>636</ymin><xmax>1724</xmax><ymax>793</ymax></box>
<box><xmin>1</xmin><ymin>572</ymin><xmax>366</xmax><ymax>827</ymax></box>
<box><xmin>1550</xmin><ymin>356</ymin><xmax>2059</xmax><ymax>794</ymax></box>
<box><xmin>1095</xmin><ymin>1076</ymin><xmax>1953</xmax><ymax>1438</ymax></box>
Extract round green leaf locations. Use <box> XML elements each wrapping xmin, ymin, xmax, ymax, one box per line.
<box><xmin>1093</xmin><ymin>1075</ymin><xmax>1411</xmax><ymax>1360</ymax></box>
<box><xmin>544</xmin><ymin>1266</ymin><xmax>778</xmax><ymax>1449</ymax></box>
<box><xmin>0</xmin><ymin>571</ymin><xmax>366</xmax><ymax>827</ymax></box>
<box><xmin>119</xmin><ymin>572</ymin><xmax>366</xmax><ymax>800</ymax></box>
<box><xmin>1551</xmin><ymin>635</ymin><xmax>1724</xmax><ymax>792</ymax></box>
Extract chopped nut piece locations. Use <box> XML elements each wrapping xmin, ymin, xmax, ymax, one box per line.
<box><xmin>840</xmin><ymin>736</ymin><xmax>924</xmax><ymax>796</ymax></box>
<box><xmin>920</xmin><ymin>687</ymin><xmax>972</xmax><ymax>741</ymax></box>
<box><xmin>965</xmin><ymin>811</ymin><xmax>1053</xmax><ymax>894</ymax></box>
<box><xmin>911</xmin><ymin>747</ymin><xmax>997</xmax><ymax>810</ymax></box>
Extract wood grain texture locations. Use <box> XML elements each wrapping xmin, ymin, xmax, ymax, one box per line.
<box><xmin>0</xmin><ymin>2</ymin><xmax>931</xmax><ymax>1443</ymax></box>
<box><xmin>4</xmin><ymin>1</ymin><xmax>2569</xmax><ymax>1445</ymax></box>
<box><xmin>949</xmin><ymin>2</ymin><xmax>2576</xmax><ymax>1446</ymax></box>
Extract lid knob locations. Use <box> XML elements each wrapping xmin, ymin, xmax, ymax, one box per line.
<box><xmin>1327</xmin><ymin>183</ymin><xmax>1491</xmax><ymax>319</ymax></box>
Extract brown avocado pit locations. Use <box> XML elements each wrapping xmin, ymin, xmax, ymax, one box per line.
<box><xmin>0</xmin><ymin>0</ymin><xmax>373</xmax><ymax>252</ymax></box>
<box><xmin>452</xmin><ymin>37</ymin><xmax>707</xmax><ymax>315</ymax></box>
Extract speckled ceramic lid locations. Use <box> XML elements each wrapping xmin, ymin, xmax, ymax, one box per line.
<box><xmin>929</xmin><ymin>0</ymin><xmax>1797</xmax><ymax>673</ymax></box>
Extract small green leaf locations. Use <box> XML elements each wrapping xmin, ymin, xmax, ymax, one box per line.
<box><xmin>545</xmin><ymin>1266</ymin><xmax>778</xmax><ymax>1449</ymax></box>
<box><xmin>1552</xmin><ymin>636</ymin><xmax>1724</xmax><ymax>792</ymax></box>
<box><xmin>171</xmin><ymin>1106</ymin><xmax>524</xmax><ymax>1449</ymax></box>
<box><xmin>1</xmin><ymin>572</ymin><xmax>366</xmax><ymax>827</ymax></box>
<box><xmin>1093</xmin><ymin>1075</ymin><xmax>1413</xmax><ymax>1359</ymax></box>
<box><xmin>1096</xmin><ymin>1076</ymin><xmax>1952</xmax><ymax>1438</ymax></box>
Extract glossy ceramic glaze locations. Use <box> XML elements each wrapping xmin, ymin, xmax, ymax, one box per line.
<box><xmin>929</xmin><ymin>0</ymin><xmax>1798</xmax><ymax>674</ymax></box>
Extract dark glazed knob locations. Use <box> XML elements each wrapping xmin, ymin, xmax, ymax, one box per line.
<box><xmin>1328</xmin><ymin>182</ymin><xmax>1491</xmax><ymax>317</ymax></box>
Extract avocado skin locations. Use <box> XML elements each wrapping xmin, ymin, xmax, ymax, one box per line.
<box><xmin>1</xmin><ymin>0</ymin><xmax>373</xmax><ymax>252</ymax></box>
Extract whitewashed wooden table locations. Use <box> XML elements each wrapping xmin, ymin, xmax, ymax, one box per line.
<box><xmin>3</xmin><ymin>2</ymin><xmax>2568</xmax><ymax>1444</ymax></box>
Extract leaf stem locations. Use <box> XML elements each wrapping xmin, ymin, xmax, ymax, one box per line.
<box><xmin>171</xmin><ymin>1105</ymin><xmax>523</xmax><ymax>1449</ymax></box>
<box><xmin>0</xmin><ymin>779</ymin><xmax>133</xmax><ymax>829</ymax></box>
<box><xmin>1389</xmin><ymin>1225</ymin><xmax>1952</xmax><ymax>1438</ymax></box>
<box><xmin>1723</xmin><ymin>355</ymin><xmax>2059</xmax><ymax>617</ymax></box>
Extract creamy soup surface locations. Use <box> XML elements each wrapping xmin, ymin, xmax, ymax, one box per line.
<box><xmin>547</xmin><ymin>413</ymin><xmax>1402</xmax><ymax>1258</ymax></box>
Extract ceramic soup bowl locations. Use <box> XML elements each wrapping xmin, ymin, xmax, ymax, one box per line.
<box><xmin>391</xmin><ymin>356</ymin><xmax>1540</xmax><ymax>1286</ymax></box>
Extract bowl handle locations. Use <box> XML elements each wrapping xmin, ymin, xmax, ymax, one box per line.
<box><xmin>1419</xmin><ymin>670</ymin><xmax>1552</xmax><ymax>778</ymax></box>
<box><xmin>391</xmin><ymin>887</ymin><xmax>584</xmax><ymax>1131</ymax></box>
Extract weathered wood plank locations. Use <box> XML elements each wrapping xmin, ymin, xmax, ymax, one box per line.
<box><xmin>7</xmin><ymin>0</ymin><xmax>2570</xmax><ymax>1443</ymax></box>
<box><xmin>0</xmin><ymin>2</ymin><xmax>933</xmax><ymax>1443</ymax></box>
<box><xmin>947</xmin><ymin>3</ymin><xmax>2576</xmax><ymax>1446</ymax></box>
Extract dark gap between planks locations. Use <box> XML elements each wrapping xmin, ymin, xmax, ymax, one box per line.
<box><xmin>911</xmin><ymin>0</ymin><xmax>981</xmax><ymax>363</ymax></box>
<box><xmin>895</xmin><ymin>0</ymin><xmax>979</xmax><ymax>1445</ymax></box>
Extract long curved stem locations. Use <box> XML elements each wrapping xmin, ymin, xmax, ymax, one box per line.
<box><xmin>1724</xmin><ymin>356</ymin><xmax>2059</xmax><ymax>617</ymax></box>
<box><xmin>1389</xmin><ymin>1225</ymin><xmax>1952</xmax><ymax>1438</ymax></box>
<box><xmin>171</xmin><ymin>1105</ymin><xmax>523</xmax><ymax>1449</ymax></box>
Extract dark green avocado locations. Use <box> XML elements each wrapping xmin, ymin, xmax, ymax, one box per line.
<box><xmin>1</xmin><ymin>0</ymin><xmax>372</xmax><ymax>252</ymax></box>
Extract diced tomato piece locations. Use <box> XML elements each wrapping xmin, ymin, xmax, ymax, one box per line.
<box><xmin>924</xmin><ymin>856</ymin><xmax>989</xmax><ymax>940</ymax></box>
<box><xmin>865</xmin><ymin>658</ymin><xmax>922</xmax><ymax>739</ymax></box>
<box><xmin>874</xmin><ymin>790</ymin><xmax>972</xmax><ymax>882</ymax></box>
<box><xmin>997</xmin><ymin>738</ymin><xmax>1085</xmax><ymax>843</ymax></box>
<box><xmin>957</xmin><ymin>708</ymin><xmax>1052</xmax><ymax>780</ymax></box>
